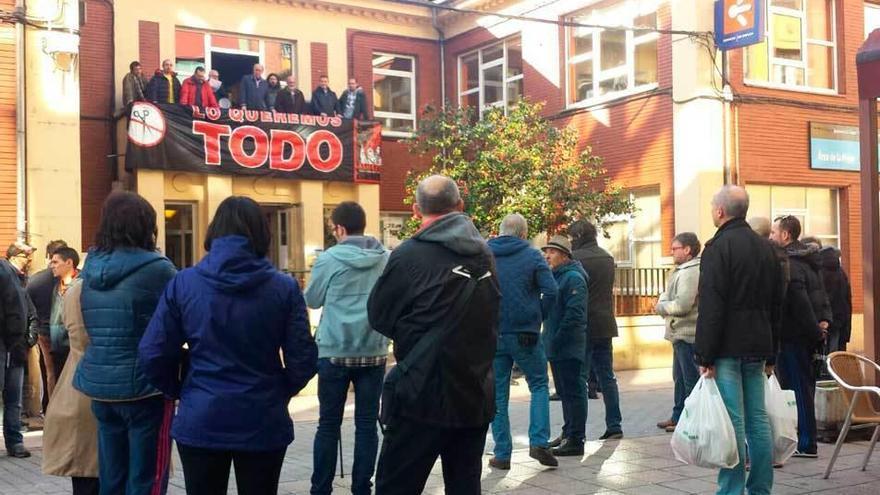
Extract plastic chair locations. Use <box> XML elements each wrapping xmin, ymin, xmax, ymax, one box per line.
<box><xmin>823</xmin><ymin>352</ymin><xmax>880</xmax><ymax>479</ymax></box>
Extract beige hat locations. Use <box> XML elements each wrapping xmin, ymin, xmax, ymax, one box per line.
<box><xmin>541</xmin><ymin>235</ymin><xmax>572</xmax><ymax>257</ymax></box>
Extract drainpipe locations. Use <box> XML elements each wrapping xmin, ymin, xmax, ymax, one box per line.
<box><xmin>432</xmin><ymin>7</ymin><xmax>446</xmax><ymax>106</ymax></box>
<box><xmin>14</xmin><ymin>0</ymin><xmax>27</xmax><ymax>242</ymax></box>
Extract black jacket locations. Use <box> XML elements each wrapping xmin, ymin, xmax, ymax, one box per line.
<box><xmin>368</xmin><ymin>213</ymin><xmax>500</xmax><ymax>428</ymax></box>
<box><xmin>572</xmin><ymin>239</ymin><xmax>618</xmax><ymax>340</ymax></box>
<box><xmin>26</xmin><ymin>268</ymin><xmax>55</xmax><ymax>337</ymax></box>
<box><xmin>310</xmin><ymin>87</ymin><xmax>338</xmax><ymax>116</ymax></box>
<box><xmin>780</xmin><ymin>242</ymin><xmax>832</xmax><ymax>346</ymax></box>
<box><xmin>695</xmin><ymin>218</ymin><xmax>783</xmax><ymax>366</ymax></box>
<box><xmin>819</xmin><ymin>247</ymin><xmax>852</xmax><ymax>345</ymax></box>
<box><xmin>275</xmin><ymin>88</ymin><xmax>307</xmax><ymax>114</ymax></box>
<box><xmin>336</xmin><ymin>88</ymin><xmax>369</xmax><ymax>120</ymax></box>
<box><xmin>0</xmin><ymin>259</ymin><xmax>30</xmax><ymax>365</ymax></box>
<box><xmin>147</xmin><ymin>70</ymin><xmax>182</xmax><ymax>104</ymax></box>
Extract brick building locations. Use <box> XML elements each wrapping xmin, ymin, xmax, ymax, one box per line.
<box><xmin>2</xmin><ymin>0</ymin><xmax>879</xmax><ymax>367</ymax></box>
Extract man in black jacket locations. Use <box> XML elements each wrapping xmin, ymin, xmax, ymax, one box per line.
<box><xmin>311</xmin><ymin>75</ymin><xmax>338</xmax><ymax>116</ymax></box>
<box><xmin>695</xmin><ymin>186</ymin><xmax>781</xmax><ymax>494</ymax></box>
<box><xmin>819</xmin><ymin>246</ymin><xmax>852</xmax><ymax>353</ymax></box>
<box><xmin>570</xmin><ymin>220</ymin><xmax>623</xmax><ymax>440</ymax></box>
<box><xmin>147</xmin><ymin>59</ymin><xmax>181</xmax><ymax>104</ymax></box>
<box><xmin>770</xmin><ymin>215</ymin><xmax>831</xmax><ymax>458</ymax></box>
<box><xmin>275</xmin><ymin>75</ymin><xmax>307</xmax><ymax>114</ymax></box>
<box><xmin>1</xmin><ymin>242</ymin><xmax>36</xmax><ymax>458</ymax></box>
<box><xmin>26</xmin><ymin>239</ymin><xmax>67</xmax><ymax>413</ymax></box>
<box><xmin>368</xmin><ymin>175</ymin><xmax>500</xmax><ymax>494</ymax></box>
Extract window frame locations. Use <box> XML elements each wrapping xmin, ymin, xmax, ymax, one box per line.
<box><xmin>564</xmin><ymin>4</ymin><xmax>660</xmax><ymax>109</ymax></box>
<box><xmin>744</xmin><ymin>0</ymin><xmax>838</xmax><ymax>94</ymax></box>
<box><xmin>372</xmin><ymin>52</ymin><xmax>417</xmax><ymax>138</ymax></box>
<box><xmin>866</xmin><ymin>2</ymin><xmax>880</xmax><ymax>38</ymax></box>
<box><xmin>164</xmin><ymin>202</ymin><xmax>197</xmax><ymax>270</ymax></box>
<box><xmin>599</xmin><ymin>188</ymin><xmax>662</xmax><ymax>269</ymax></box>
<box><xmin>457</xmin><ymin>38</ymin><xmax>524</xmax><ymax>118</ymax></box>
<box><xmin>175</xmin><ymin>29</ymin><xmax>296</xmax><ymax>85</ymax></box>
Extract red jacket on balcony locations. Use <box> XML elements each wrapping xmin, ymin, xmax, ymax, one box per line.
<box><xmin>179</xmin><ymin>76</ymin><xmax>219</xmax><ymax>109</ymax></box>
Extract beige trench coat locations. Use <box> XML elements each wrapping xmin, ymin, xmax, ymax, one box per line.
<box><xmin>41</xmin><ymin>281</ymin><xmax>99</xmax><ymax>477</ymax></box>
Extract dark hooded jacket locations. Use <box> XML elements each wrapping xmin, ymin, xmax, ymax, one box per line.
<box><xmin>695</xmin><ymin>218</ymin><xmax>783</xmax><ymax>366</ymax></box>
<box><xmin>139</xmin><ymin>236</ymin><xmax>318</xmax><ymax>451</ymax></box>
<box><xmin>819</xmin><ymin>247</ymin><xmax>852</xmax><ymax>346</ymax></box>
<box><xmin>73</xmin><ymin>248</ymin><xmax>177</xmax><ymax>401</ymax></box>
<box><xmin>543</xmin><ymin>260</ymin><xmax>588</xmax><ymax>363</ymax></box>
<box><xmin>779</xmin><ymin>241</ymin><xmax>832</xmax><ymax>346</ymax></box>
<box><xmin>571</xmin><ymin>238</ymin><xmax>618</xmax><ymax>340</ymax></box>
<box><xmin>487</xmin><ymin>236</ymin><xmax>557</xmax><ymax>336</ymax></box>
<box><xmin>147</xmin><ymin>70</ymin><xmax>181</xmax><ymax>104</ymax></box>
<box><xmin>0</xmin><ymin>258</ymin><xmax>30</xmax><ymax>366</ymax></box>
<box><xmin>368</xmin><ymin>213</ymin><xmax>500</xmax><ymax>428</ymax></box>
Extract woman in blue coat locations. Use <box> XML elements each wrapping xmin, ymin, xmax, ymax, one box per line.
<box><xmin>139</xmin><ymin>196</ymin><xmax>318</xmax><ymax>495</ymax></box>
<box><xmin>73</xmin><ymin>192</ymin><xmax>177</xmax><ymax>495</ymax></box>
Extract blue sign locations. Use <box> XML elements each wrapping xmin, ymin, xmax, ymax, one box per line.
<box><xmin>714</xmin><ymin>0</ymin><xmax>765</xmax><ymax>50</ymax></box>
<box><xmin>810</xmin><ymin>122</ymin><xmax>879</xmax><ymax>172</ymax></box>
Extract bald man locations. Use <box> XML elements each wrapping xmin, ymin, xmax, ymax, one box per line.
<box><xmin>368</xmin><ymin>175</ymin><xmax>500</xmax><ymax>494</ymax></box>
<box><xmin>239</xmin><ymin>63</ymin><xmax>269</xmax><ymax>110</ymax></box>
<box><xmin>694</xmin><ymin>185</ymin><xmax>783</xmax><ymax>493</ymax></box>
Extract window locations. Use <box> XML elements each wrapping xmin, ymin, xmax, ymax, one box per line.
<box><xmin>380</xmin><ymin>213</ymin><xmax>410</xmax><ymax>250</ymax></box>
<box><xmin>566</xmin><ymin>2</ymin><xmax>658</xmax><ymax>106</ymax></box>
<box><xmin>458</xmin><ymin>38</ymin><xmax>524</xmax><ymax>117</ymax></box>
<box><xmin>599</xmin><ymin>187</ymin><xmax>662</xmax><ymax>268</ymax></box>
<box><xmin>867</xmin><ymin>2</ymin><xmax>880</xmax><ymax>38</ymax></box>
<box><xmin>745</xmin><ymin>0</ymin><xmax>837</xmax><ymax>91</ymax></box>
<box><xmin>747</xmin><ymin>185</ymin><xmax>840</xmax><ymax>247</ymax></box>
<box><xmin>372</xmin><ymin>54</ymin><xmax>416</xmax><ymax>137</ymax></box>
<box><xmin>165</xmin><ymin>204</ymin><xmax>196</xmax><ymax>269</ymax></box>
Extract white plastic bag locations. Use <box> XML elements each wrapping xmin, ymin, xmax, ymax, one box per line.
<box><xmin>765</xmin><ymin>374</ymin><xmax>798</xmax><ymax>464</ymax></box>
<box><xmin>671</xmin><ymin>376</ymin><xmax>740</xmax><ymax>469</ymax></box>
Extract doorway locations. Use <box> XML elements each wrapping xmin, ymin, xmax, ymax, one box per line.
<box><xmin>261</xmin><ymin>204</ymin><xmax>303</xmax><ymax>273</ymax></box>
<box><xmin>211</xmin><ymin>52</ymin><xmax>260</xmax><ymax>107</ymax></box>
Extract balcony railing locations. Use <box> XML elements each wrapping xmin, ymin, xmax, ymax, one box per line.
<box><xmin>614</xmin><ymin>267</ymin><xmax>669</xmax><ymax>317</ymax></box>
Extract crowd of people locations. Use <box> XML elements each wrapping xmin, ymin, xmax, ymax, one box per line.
<box><xmin>0</xmin><ymin>176</ymin><xmax>854</xmax><ymax>495</ymax></box>
<box><xmin>122</xmin><ymin>59</ymin><xmax>369</xmax><ymax>118</ymax></box>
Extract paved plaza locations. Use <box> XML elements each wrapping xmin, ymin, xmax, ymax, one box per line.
<box><xmin>3</xmin><ymin>368</ymin><xmax>878</xmax><ymax>494</ymax></box>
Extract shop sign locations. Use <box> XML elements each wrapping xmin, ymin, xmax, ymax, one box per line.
<box><xmin>809</xmin><ymin>122</ymin><xmax>880</xmax><ymax>172</ymax></box>
<box><xmin>714</xmin><ymin>0</ymin><xmax>764</xmax><ymax>50</ymax></box>
<box><xmin>126</xmin><ymin>102</ymin><xmax>381</xmax><ymax>183</ymax></box>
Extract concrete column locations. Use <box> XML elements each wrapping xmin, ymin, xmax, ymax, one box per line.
<box><xmin>136</xmin><ymin>169</ymin><xmax>166</xmax><ymax>253</ymax></box>
<box><xmin>300</xmin><ymin>180</ymin><xmax>324</xmax><ymax>268</ymax></box>
<box><xmin>671</xmin><ymin>0</ymin><xmax>726</xmax><ymax>241</ymax></box>
<box><xmin>356</xmin><ymin>183</ymin><xmax>381</xmax><ymax>238</ymax></box>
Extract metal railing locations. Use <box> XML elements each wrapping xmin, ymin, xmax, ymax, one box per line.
<box><xmin>614</xmin><ymin>267</ymin><xmax>669</xmax><ymax>317</ymax></box>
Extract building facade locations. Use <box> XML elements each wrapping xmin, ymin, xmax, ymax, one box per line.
<box><xmin>2</xmin><ymin>0</ymin><xmax>877</xmax><ymax>368</ymax></box>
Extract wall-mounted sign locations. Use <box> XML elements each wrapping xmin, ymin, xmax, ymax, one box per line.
<box><xmin>126</xmin><ymin>103</ymin><xmax>381</xmax><ymax>183</ymax></box>
<box><xmin>714</xmin><ymin>0</ymin><xmax>764</xmax><ymax>50</ymax></box>
<box><xmin>809</xmin><ymin>122</ymin><xmax>879</xmax><ymax>172</ymax></box>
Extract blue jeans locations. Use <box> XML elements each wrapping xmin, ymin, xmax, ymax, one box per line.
<box><xmin>584</xmin><ymin>338</ymin><xmax>622</xmax><ymax>433</ymax></box>
<box><xmin>671</xmin><ymin>341</ymin><xmax>700</xmax><ymax>423</ymax></box>
<box><xmin>0</xmin><ymin>348</ymin><xmax>24</xmax><ymax>449</ymax></box>
<box><xmin>311</xmin><ymin>359</ymin><xmax>384</xmax><ymax>495</ymax></box>
<box><xmin>714</xmin><ymin>358</ymin><xmax>773</xmax><ymax>495</ymax></box>
<box><xmin>91</xmin><ymin>396</ymin><xmax>172</xmax><ymax>495</ymax></box>
<box><xmin>491</xmin><ymin>333</ymin><xmax>550</xmax><ymax>460</ymax></box>
<box><xmin>550</xmin><ymin>358</ymin><xmax>586</xmax><ymax>442</ymax></box>
<box><xmin>776</xmin><ymin>342</ymin><xmax>818</xmax><ymax>453</ymax></box>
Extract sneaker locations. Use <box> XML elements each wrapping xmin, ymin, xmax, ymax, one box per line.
<box><xmin>529</xmin><ymin>446</ymin><xmax>558</xmax><ymax>467</ymax></box>
<box><xmin>599</xmin><ymin>430</ymin><xmax>624</xmax><ymax>441</ymax></box>
<box><xmin>657</xmin><ymin>419</ymin><xmax>676</xmax><ymax>430</ymax></box>
<box><xmin>6</xmin><ymin>444</ymin><xmax>30</xmax><ymax>458</ymax></box>
<box><xmin>792</xmin><ymin>450</ymin><xmax>818</xmax><ymax>459</ymax></box>
<box><xmin>488</xmin><ymin>457</ymin><xmax>510</xmax><ymax>470</ymax></box>
<box><xmin>551</xmin><ymin>438</ymin><xmax>585</xmax><ymax>457</ymax></box>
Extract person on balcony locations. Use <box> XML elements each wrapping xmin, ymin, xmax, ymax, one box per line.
<box><xmin>655</xmin><ymin>232</ymin><xmax>701</xmax><ymax>433</ymax></box>
<box><xmin>179</xmin><ymin>67</ymin><xmax>219</xmax><ymax>110</ymax></box>
<box><xmin>275</xmin><ymin>75</ymin><xmax>307</xmax><ymax>114</ymax></box>
<box><xmin>265</xmin><ymin>73</ymin><xmax>282</xmax><ymax>112</ymax></box>
<box><xmin>122</xmin><ymin>61</ymin><xmax>149</xmax><ymax>108</ymax></box>
<box><xmin>336</xmin><ymin>78</ymin><xmax>369</xmax><ymax>120</ymax></box>
<box><xmin>569</xmin><ymin>220</ymin><xmax>624</xmax><ymax>440</ymax></box>
<box><xmin>310</xmin><ymin>75</ymin><xmax>338</xmax><ymax>117</ymax></box>
<box><xmin>147</xmin><ymin>59</ymin><xmax>181</xmax><ymax>104</ymax></box>
<box><xmin>239</xmin><ymin>64</ymin><xmax>269</xmax><ymax>111</ymax></box>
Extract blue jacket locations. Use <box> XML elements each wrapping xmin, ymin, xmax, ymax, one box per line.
<box><xmin>304</xmin><ymin>236</ymin><xmax>389</xmax><ymax>359</ymax></box>
<box><xmin>138</xmin><ymin>236</ymin><xmax>318</xmax><ymax>451</ymax></box>
<box><xmin>73</xmin><ymin>248</ymin><xmax>176</xmax><ymax>401</ymax></box>
<box><xmin>239</xmin><ymin>75</ymin><xmax>269</xmax><ymax>110</ymax></box>
<box><xmin>543</xmin><ymin>260</ymin><xmax>589</xmax><ymax>362</ymax></box>
<box><xmin>488</xmin><ymin>236</ymin><xmax>557</xmax><ymax>335</ymax></box>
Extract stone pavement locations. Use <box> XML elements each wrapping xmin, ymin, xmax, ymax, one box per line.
<box><xmin>3</xmin><ymin>368</ymin><xmax>878</xmax><ymax>494</ymax></box>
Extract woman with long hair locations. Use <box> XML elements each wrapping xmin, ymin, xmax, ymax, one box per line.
<box><xmin>73</xmin><ymin>191</ymin><xmax>176</xmax><ymax>495</ymax></box>
<box><xmin>140</xmin><ymin>196</ymin><xmax>317</xmax><ymax>495</ymax></box>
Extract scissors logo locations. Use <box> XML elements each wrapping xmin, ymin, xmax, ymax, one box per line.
<box><xmin>128</xmin><ymin>102</ymin><xmax>166</xmax><ymax>147</ymax></box>
<box><xmin>728</xmin><ymin>0</ymin><xmax>753</xmax><ymax>27</ymax></box>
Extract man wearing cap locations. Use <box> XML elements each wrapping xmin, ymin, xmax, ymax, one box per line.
<box><xmin>541</xmin><ymin>235</ymin><xmax>588</xmax><ymax>457</ymax></box>
<box><xmin>0</xmin><ymin>242</ymin><xmax>36</xmax><ymax>458</ymax></box>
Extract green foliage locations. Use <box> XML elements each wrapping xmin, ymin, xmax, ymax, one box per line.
<box><xmin>398</xmin><ymin>100</ymin><xmax>636</xmax><ymax>238</ymax></box>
